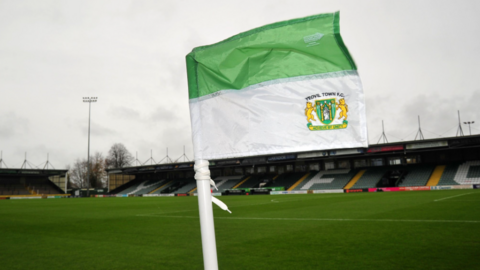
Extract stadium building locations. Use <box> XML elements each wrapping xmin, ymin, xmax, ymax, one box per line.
<box><xmin>1</xmin><ymin>134</ymin><xmax>479</xmax><ymax>198</ymax></box>
<box><xmin>0</xmin><ymin>168</ymin><xmax>67</xmax><ymax>198</ymax></box>
<box><xmin>106</xmin><ymin>134</ymin><xmax>480</xmax><ymax>196</ymax></box>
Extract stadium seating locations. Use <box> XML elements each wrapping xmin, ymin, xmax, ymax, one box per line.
<box><xmin>264</xmin><ymin>172</ymin><xmax>306</xmax><ymax>190</ymax></box>
<box><xmin>235</xmin><ymin>174</ymin><xmax>275</xmax><ymax>189</ymax></box>
<box><xmin>437</xmin><ymin>163</ymin><xmax>461</xmax><ymax>186</ymax></box>
<box><xmin>191</xmin><ymin>176</ymin><xmax>245</xmax><ymax>194</ymax></box>
<box><xmin>295</xmin><ymin>169</ymin><xmax>357</xmax><ymax>190</ymax></box>
<box><xmin>0</xmin><ymin>181</ymin><xmax>30</xmax><ymax>195</ymax></box>
<box><xmin>213</xmin><ymin>176</ymin><xmax>244</xmax><ymax>191</ymax></box>
<box><xmin>117</xmin><ymin>179</ymin><xmax>165</xmax><ymax>195</ymax></box>
<box><xmin>438</xmin><ymin>160</ymin><xmax>480</xmax><ymax>185</ymax></box>
<box><xmin>350</xmin><ymin>167</ymin><xmax>390</xmax><ymax>189</ymax></box>
<box><xmin>398</xmin><ymin>165</ymin><xmax>435</xmax><ymax>187</ymax></box>
<box><xmin>149</xmin><ymin>180</ymin><xmax>177</xmax><ymax>194</ymax></box>
<box><xmin>172</xmin><ymin>178</ymin><xmax>197</xmax><ymax>193</ymax></box>
<box><xmin>132</xmin><ymin>179</ymin><xmax>166</xmax><ymax>194</ymax></box>
<box><xmin>0</xmin><ymin>176</ymin><xmax>63</xmax><ymax>195</ymax></box>
<box><xmin>25</xmin><ymin>177</ymin><xmax>64</xmax><ymax>195</ymax></box>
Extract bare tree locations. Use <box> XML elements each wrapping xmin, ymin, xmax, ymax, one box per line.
<box><xmin>106</xmin><ymin>143</ymin><xmax>133</xmax><ymax>168</ymax></box>
<box><xmin>69</xmin><ymin>152</ymin><xmax>107</xmax><ymax>189</ymax></box>
<box><xmin>69</xmin><ymin>158</ymin><xmax>88</xmax><ymax>189</ymax></box>
<box><xmin>90</xmin><ymin>152</ymin><xmax>107</xmax><ymax>188</ymax></box>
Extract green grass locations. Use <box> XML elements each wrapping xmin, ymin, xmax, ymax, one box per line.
<box><xmin>1</xmin><ymin>190</ymin><xmax>480</xmax><ymax>269</ymax></box>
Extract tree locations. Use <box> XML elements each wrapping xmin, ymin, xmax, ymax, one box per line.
<box><xmin>69</xmin><ymin>158</ymin><xmax>88</xmax><ymax>189</ymax></box>
<box><xmin>69</xmin><ymin>152</ymin><xmax>107</xmax><ymax>189</ymax></box>
<box><xmin>106</xmin><ymin>143</ymin><xmax>133</xmax><ymax>169</ymax></box>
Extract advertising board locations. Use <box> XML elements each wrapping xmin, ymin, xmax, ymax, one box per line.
<box><xmin>451</xmin><ymin>185</ymin><xmax>473</xmax><ymax>190</ymax></box>
<box><xmin>267</xmin><ymin>154</ymin><xmax>297</xmax><ymax>162</ymax></box>
<box><xmin>430</xmin><ymin>186</ymin><xmax>452</xmax><ymax>190</ymax></box>
<box><xmin>345</xmin><ymin>189</ymin><xmax>365</xmax><ymax>193</ymax></box>
<box><xmin>312</xmin><ymin>189</ymin><xmax>343</xmax><ymax>194</ymax></box>
<box><xmin>400</xmin><ymin>186</ymin><xmax>431</xmax><ymax>191</ymax></box>
<box><xmin>139</xmin><ymin>167</ymin><xmax>155</xmax><ymax>171</ymax></box>
<box><xmin>242</xmin><ymin>157</ymin><xmax>266</xmax><ymax>164</ymax></box>
<box><xmin>431</xmin><ymin>185</ymin><xmax>473</xmax><ymax>190</ymax></box>
<box><xmin>329</xmin><ymin>149</ymin><xmax>364</xmax><ymax>156</ymax></box>
<box><xmin>143</xmin><ymin>194</ymin><xmax>175</xmax><ymax>197</ymax></box>
<box><xmin>379</xmin><ymin>187</ymin><xmax>400</xmax><ymax>192</ymax></box>
<box><xmin>216</xmin><ymin>159</ymin><xmax>241</xmax><ymax>165</ymax></box>
<box><xmin>406</xmin><ymin>141</ymin><xmax>448</xmax><ymax>150</ymax></box>
<box><xmin>297</xmin><ymin>151</ymin><xmax>328</xmax><ymax>159</ymax></box>
<box><xmin>449</xmin><ymin>137</ymin><xmax>480</xmax><ymax>148</ymax></box>
<box><xmin>270</xmin><ymin>190</ymin><xmax>308</xmax><ymax>195</ymax></box>
<box><xmin>367</xmin><ymin>145</ymin><xmax>403</xmax><ymax>153</ymax></box>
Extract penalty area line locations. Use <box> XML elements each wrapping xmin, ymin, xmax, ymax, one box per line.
<box><xmin>434</xmin><ymin>192</ymin><xmax>474</xmax><ymax>202</ymax></box>
<box><xmin>137</xmin><ymin>215</ymin><xmax>480</xmax><ymax>223</ymax></box>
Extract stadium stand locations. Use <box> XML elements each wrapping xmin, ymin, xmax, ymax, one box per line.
<box><xmin>297</xmin><ymin>169</ymin><xmax>358</xmax><ymax>190</ymax></box>
<box><xmin>0</xmin><ymin>176</ymin><xmax>64</xmax><ymax>195</ymax></box>
<box><xmin>160</xmin><ymin>178</ymin><xmax>196</xmax><ymax>194</ymax></box>
<box><xmin>437</xmin><ymin>163</ymin><xmax>461</xmax><ymax>186</ymax></box>
<box><xmin>398</xmin><ymin>165</ymin><xmax>435</xmax><ymax>187</ymax></box>
<box><xmin>132</xmin><ymin>179</ymin><xmax>166</xmax><ymax>195</ymax></box>
<box><xmin>213</xmin><ymin>176</ymin><xmax>244</xmax><ymax>191</ymax></box>
<box><xmin>437</xmin><ymin>160</ymin><xmax>480</xmax><ymax>185</ymax></box>
<box><xmin>104</xmin><ymin>136</ymin><xmax>480</xmax><ymax>194</ymax></box>
<box><xmin>288</xmin><ymin>172</ymin><xmax>311</xmax><ymax>190</ymax></box>
<box><xmin>0</xmin><ymin>178</ymin><xmax>30</xmax><ymax>195</ymax></box>
<box><xmin>150</xmin><ymin>180</ymin><xmax>177</xmax><ymax>194</ymax></box>
<box><xmin>173</xmin><ymin>178</ymin><xmax>197</xmax><ymax>193</ymax></box>
<box><xmin>235</xmin><ymin>174</ymin><xmax>275</xmax><ymax>189</ymax></box>
<box><xmin>426</xmin><ymin>165</ymin><xmax>445</xmax><ymax>186</ymax></box>
<box><xmin>264</xmin><ymin>172</ymin><xmax>305</xmax><ymax>190</ymax></box>
<box><xmin>116</xmin><ymin>179</ymin><xmax>164</xmax><ymax>195</ymax></box>
<box><xmin>344</xmin><ymin>170</ymin><xmax>365</xmax><ymax>189</ymax></box>
<box><xmin>351</xmin><ymin>167</ymin><xmax>390</xmax><ymax>189</ymax></box>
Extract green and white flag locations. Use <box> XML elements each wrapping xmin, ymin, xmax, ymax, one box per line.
<box><xmin>186</xmin><ymin>12</ymin><xmax>367</xmax><ymax>160</ymax></box>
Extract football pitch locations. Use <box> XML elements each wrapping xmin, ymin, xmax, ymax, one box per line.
<box><xmin>1</xmin><ymin>190</ymin><xmax>480</xmax><ymax>270</ymax></box>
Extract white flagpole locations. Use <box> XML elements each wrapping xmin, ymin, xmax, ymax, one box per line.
<box><xmin>195</xmin><ymin>160</ymin><xmax>219</xmax><ymax>270</ymax></box>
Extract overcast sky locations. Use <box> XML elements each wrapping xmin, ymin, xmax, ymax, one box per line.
<box><xmin>1</xmin><ymin>0</ymin><xmax>479</xmax><ymax>169</ymax></box>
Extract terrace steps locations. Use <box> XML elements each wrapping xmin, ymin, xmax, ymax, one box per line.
<box><xmin>344</xmin><ymin>170</ymin><xmax>366</xmax><ymax>189</ymax></box>
<box><xmin>426</xmin><ymin>165</ymin><xmax>446</xmax><ymax>186</ymax></box>
<box><xmin>232</xmin><ymin>176</ymin><xmax>250</xmax><ymax>189</ymax></box>
<box><xmin>149</xmin><ymin>180</ymin><xmax>173</xmax><ymax>194</ymax></box>
<box><xmin>287</xmin><ymin>173</ymin><xmax>310</xmax><ymax>191</ymax></box>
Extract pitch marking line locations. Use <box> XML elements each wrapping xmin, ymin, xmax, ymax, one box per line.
<box><xmin>137</xmin><ymin>215</ymin><xmax>480</xmax><ymax>223</ymax></box>
<box><xmin>136</xmin><ymin>210</ymin><xmax>194</xmax><ymax>217</ymax></box>
<box><xmin>434</xmin><ymin>192</ymin><xmax>474</xmax><ymax>202</ymax></box>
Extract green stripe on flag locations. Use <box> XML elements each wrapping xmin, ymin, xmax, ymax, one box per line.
<box><xmin>186</xmin><ymin>11</ymin><xmax>357</xmax><ymax>99</ymax></box>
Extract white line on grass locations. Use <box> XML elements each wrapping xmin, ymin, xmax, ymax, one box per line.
<box><xmin>230</xmin><ymin>195</ymin><xmax>337</xmax><ymax>208</ymax></box>
<box><xmin>434</xmin><ymin>193</ymin><xmax>474</xmax><ymax>202</ymax></box>
<box><xmin>137</xmin><ymin>215</ymin><xmax>480</xmax><ymax>223</ymax></box>
<box><xmin>136</xmin><ymin>209</ymin><xmax>194</xmax><ymax>217</ymax></box>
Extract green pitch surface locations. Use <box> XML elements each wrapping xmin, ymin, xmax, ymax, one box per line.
<box><xmin>1</xmin><ymin>190</ymin><xmax>480</xmax><ymax>269</ymax></box>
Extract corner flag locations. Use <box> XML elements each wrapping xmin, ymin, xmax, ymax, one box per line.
<box><xmin>186</xmin><ymin>12</ymin><xmax>367</xmax><ymax>270</ymax></box>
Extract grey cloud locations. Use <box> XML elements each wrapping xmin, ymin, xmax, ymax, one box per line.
<box><xmin>108</xmin><ymin>106</ymin><xmax>141</xmax><ymax>120</ymax></box>
<box><xmin>0</xmin><ymin>112</ymin><xmax>29</xmax><ymax>139</ymax></box>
